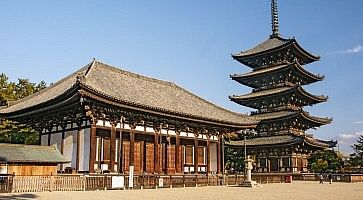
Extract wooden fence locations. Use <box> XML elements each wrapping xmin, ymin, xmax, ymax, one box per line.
<box><xmin>0</xmin><ymin>175</ymin><xmax>13</xmax><ymax>193</ymax></box>
<box><xmin>1</xmin><ymin>173</ymin><xmax>363</xmax><ymax>193</ymax></box>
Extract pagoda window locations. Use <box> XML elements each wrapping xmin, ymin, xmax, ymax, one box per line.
<box><xmin>198</xmin><ymin>147</ymin><xmax>206</xmax><ymax>165</ymax></box>
<box><xmin>282</xmin><ymin>158</ymin><xmax>289</xmax><ymax>167</ymax></box>
<box><xmin>102</xmin><ymin>138</ymin><xmax>111</xmax><ymax>162</ymax></box>
<box><xmin>184</xmin><ymin>145</ymin><xmax>194</xmax><ymax>165</ymax></box>
<box><xmin>260</xmin><ymin>158</ymin><xmax>267</xmax><ymax>168</ymax></box>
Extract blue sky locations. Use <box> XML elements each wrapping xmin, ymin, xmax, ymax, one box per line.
<box><xmin>1</xmin><ymin>0</ymin><xmax>362</xmax><ymax>154</ymax></box>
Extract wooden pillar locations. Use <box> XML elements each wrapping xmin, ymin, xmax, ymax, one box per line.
<box><xmin>194</xmin><ymin>134</ymin><xmax>199</xmax><ymax>174</ymax></box>
<box><xmin>129</xmin><ymin>127</ymin><xmax>135</xmax><ymax>168</ymax></box>
<box><xmin>206</xmin><ymin>135</ymin><xmax>210</xmax><ymax>174</ymax></box>
<box><xmin>76</xmin><ymin>127</ymin><xmax>81</xmax><ymax>172</ymax></box>
<box><xmin>221</xmin><ymin>135</ymin><xmax>225</xmax><ymax>175</ymax></box>
<box><xmin>154</xmin><ymin>129</ymin><xmax>160</xmax><ymax>173</ymax></box>
<box><xmin>217</xmin><ymin>135</ymin><xmax>221</xmax><ymax>174</ymax></box>
<box><xmin>175</xmin><ymin>131</ymin><xmax>180</xmax><ymax>173</ymax></box>
<box><xmin>37</xmin><ymin>127</ymin><xmax>43</xmax><ymax>145</ymax></box>
<box><xmin>89</xmin><ymin>120</ymin><xmax>97</xmax><ymax>173</ymax></box>
<box><xmin>60</xmin><ymin>127</ymin><xmax>65</xmax><ymax>171</ymax></box>
<box><xmin>118</xmin><ymin>119</ymin><xmax>124</xmax><ymax>174</ymax></box>
<box><xmin>110</xmin><ymin>122</ymin><xmax>116</xmax><ymax>172</ymax></box>
<box><xmin>47</xmin><ymin>131</ymin><xmax>51</xmax><ymax>146</ymax></box>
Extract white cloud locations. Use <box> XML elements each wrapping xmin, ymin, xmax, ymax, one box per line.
<box><xmin>334</xmin><ymin>131</ymin><xmax>363</xmax><ymax>153</ymax></box>
<box><xmin>338</xmin><ymin>133</ymin><xmax>356</xmax><ymax>139</ymax></box>
<box><xmin>353</xmin><ymin>121</ymin><xmax>363</xmax><ymax>124</ymax></box>
<box><xmin>340</xmin><ymin>44</ymin><xmax>363</xmax><ymax>54</ymax></box>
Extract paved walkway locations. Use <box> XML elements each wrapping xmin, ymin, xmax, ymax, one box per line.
<box><xmin>1</xmin><ymin>181</ymin><xmax>362</xmax><ymax>200</ymax></box>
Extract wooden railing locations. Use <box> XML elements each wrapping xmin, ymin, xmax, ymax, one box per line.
<box><xmin>0</xmin><ymin>175</ymin><xmax>13</xmax><ymax>193</ymax></box>
<box><xmin>12</xmin><ymin>175</ymin><xmax>85</xmax><ymax>193</ymax></box>
<box><xmin>1</xmin><ymin>173</ymin><xmax>363</xmax><ymax>194</ymax></box>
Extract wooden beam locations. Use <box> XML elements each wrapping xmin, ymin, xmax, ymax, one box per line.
<box><xmin>175</xmin><ymin>132</ymin><xmax>180</xmax><ymax>173</ymax></box>
<box><xmin>129</xmin><ymin>128</ymin><xmax>135</xmax><ymax>168</ymax></box>
<box><xmin>194</xmin><ymin>136</ymin><xmax>199</xmax><ymax>174</ymax></box>
<box><xmin>110</xmin><ymin>123</ymin><xmax>116</xmax><ymax>172</ymax></box>
<box><xmin>118</xmin><ymin>123</ymin><xmax>123</xmax><ymax>174</ymax></box>
<box><xmin>154</xmin><ymin>131</ymin><xmax>159</xmax><ymax>173</ymax></box>
<box><xmin>89</xmin><ymin>122</ymin><xmax>97</xmax><ymax>173</ymax></box>
<box><xmin>60</xmin><ymin>130</ymin><xmax>65</xmax><ymax>172</ymax></box>
<box><xmin>207</xmin><ymin>135</ymin><xmax>210</xmax><ymax>174</ymax></box>
<box><xmin>217</xmin><ymin>136</ymin><xmax>221</xmax><ymax>174</ymax></box>
<box><xmin>76</xmin><ymin>127</ymin><xmax>81</xmax><ymax>172</ymax></box>
<box><xmin>47</xmin><ymin>132</ymin><xmax>51</xmax><ymax>146</ymax></box>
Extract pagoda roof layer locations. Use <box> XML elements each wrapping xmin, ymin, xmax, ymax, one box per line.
<box><xmin>231</xmin><ymin>61</ymin><xmax>324</xmax><ymax>88</ymax></box>
<box><xmin>253</xmin><ymin>110</ymin><xmax>332</xmax><ymax>126</ymax></box>
<box><xmin>254</xmin><ymin>110</ymin><xmax>332</xmax><ymax>126</ymax></box>
<box><xmin>225</xmin><ymin>134</ymin><xmax>336</xmax><ymax>149</ymax></box>
<box><xmin>232</xmin><ymin>36</ymin><xmax>320</xmax><ymax>68</ymax></box>
<box><xmin>230</xmin><ymin>85</ymin><xmax>327</xmax><ymax>107</ymax></box>
<box><xmin>233</xmin><ymin>36</ymin><xmax>290</xmax><ymax>57</ymax></box>
<box><xmin>0</xmin><ymin>60</ymin><xmax>258</xmax><ymax>126</ymax></box>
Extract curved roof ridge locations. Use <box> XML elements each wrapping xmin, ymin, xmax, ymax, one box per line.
<box><xmin>3</xmin><ymin>62</ymin><xmax>91</xmax><ymax>109</ymax></box>
<box><xmin>92</xmin><ymin>60</ymin><xmax>176</xmax><ymax>87</ymax></box>
<box><xmin>232</xmin><ymin>36</ymin><xmax>291</xmax><ymax>57</ymax></box>
<box><xmin>293</xmin><ymin>61</ymin><xmax>324</xmax><ymax>80</ymax></box>
<box><xmin>301</xmin><ymin>111</ymin><xmax>332</xmax><ymax>123</ymax></box>
<box><xmin>170</xmin><ymin>82</ymin><xmax>251</xmax><ymax>119</ymax></box>
<box><xmin>297</xmin><ymin>86</ymin><xmax>328</xmax><ymax>101</ymax></box>
<box><xmin>230</xmin><ymin>85</ymin><xmax>292</xmax><ymax>99</ymax></box>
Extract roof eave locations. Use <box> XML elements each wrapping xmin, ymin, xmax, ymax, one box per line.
<box><xmin>80</xmin><ymin>85</ymin><xmax>258</xmax><ymax>129</ymax></box>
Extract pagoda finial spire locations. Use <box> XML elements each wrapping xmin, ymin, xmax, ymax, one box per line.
<box><xmin>271</xmin><ymin>0</ymin><xmax>279</xmax><ymax>37</ymax></box>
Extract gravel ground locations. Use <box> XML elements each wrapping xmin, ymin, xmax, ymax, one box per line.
<box><xmin>1</xmin><ymin>181</ymin><xmax>362</xmax><ymax>200</ymax></box>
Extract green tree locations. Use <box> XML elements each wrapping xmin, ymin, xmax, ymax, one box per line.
<box><xmin>308</xmin><ymin>150</ymin><xmax>344</xmax><ymax>172</ymax></box>
<box><xmin>224</xmin><ymin>146</ymin><xmax>245</xmax><ymax>173</ymax></box>
<box><xmin>349</xmin><ymin>135</ymin><xmax>363</xmax><ymax>168</ymax></box>
<box><xmin>0</xmin><ymin>73</ymin><xmax>47</xmax><ymax>144</ymax></box>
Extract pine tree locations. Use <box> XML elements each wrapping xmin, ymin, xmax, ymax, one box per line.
<box><xmin>308</xmin><ymin>150</ymin><xmax>344</xmax><ymax>172</ymax></box>
<box><xmin>349</xmin><ymin>135</ymin><xmax>363</xmax><ymax>167</ymax></box>
<box><xmin>0</xmin><ymin>73</ymin><xmax>47</xmax><ymax>144</ymax></box>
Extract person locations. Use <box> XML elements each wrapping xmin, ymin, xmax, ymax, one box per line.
<box><xmin>328</xmin><ymin>173</ymin><xmax>333</xmax><ymax>184</ymax></box>
<box><xmin>319</xmin><ymin>174</ymin><xmax>324</xmax><ymax>184</ymax></box>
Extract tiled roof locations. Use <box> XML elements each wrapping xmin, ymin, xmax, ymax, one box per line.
<box><xmin>230</xmin><ymin>86</ymin><xmax>292</xmax><ymax>100</ymax></box>
<box><xmin>0</xmin><ymin>143</ymin><xmax>69</xmax><ymax>163</ymax></box>
<box><xmin>304</xmin><ymin>136</ymin><xmax>337</xmax><ymax>148</ymax></box>
<box><xmin>0</xmin><ymin>61</ymin><xmax>258</xmax><ymax>126</ymax></box>
<box><xmin>231</xmin><ymin>62</ymin><xmax>324</xmax><ymax>81</ymax></box>
<box><xmin>0</xmin><ymin>65</ymin><xmax>89</xmax><ymax>113</ymax></box>
<box><xmin>226</xmin><ymin>135</ymin><xmax>301</xmax><ymax>146</ymax></box>
<box><xmin>253</xmin><ymin>110</ymin><xmax>332</xmax><ymax>125</ymax></box>
<box><xmin>232</xmin><ymin>36</ymin><xmax>290</xmax><ymax>57</ymax></box>
<box><xmin>230</xmin><ymin>86</ymin><xmax>327</xmax><ymax>102</ymax></box>
<box><xmin>226</xmin><ymin>134</ymin><xmax>336</xmax><ymax>148</ymax></box>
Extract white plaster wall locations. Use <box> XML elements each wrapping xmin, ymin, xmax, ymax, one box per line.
<box><xmin>180</xmin><ymin>131</ymin><xmax>187</xmax><ymax>137</ymax></box>
<box><xmin>124</xmin><ymin>124</ymin><xmax>130</xmax><ymax>130</ymax></box>
<box><xmin>96</xmin><ymin>120</ymin><xmax>103</xmax><ymax>126</ymax></box>
<box><xmin>135</xmin><ymin>125</ymin><xmax>144</xmax><ymax>131</ymax></box>
<box><xmin>79</xmin><ymin>128</ymin><xmax>90</xmax><ymax>171</ymax></box>
<box><xmin>78</xmin><ymin>129</ymin><xmax>85</xmax><ymax>171</ymax></box>
<box><xmin>168</xmin><ymin>130</ymin><xmax>176</xmax><ymax>136</ymax></box>
<box><xmin>41</xmin><ymin>135</ymin><xmax>48</xmax><ymax>146</ymax></box>
<box><xmin>50</xmin><ymin>132</ymin><xmax>62</xmax><ymax>151</ymax></box>
<box><xmin>104</xmin><ymin>121</ymin><xmax>111</xmax><ymax>127</ymax></box>
<box><xmin>210</xmin><ymin>143</ymin><xmax>217</xmax><ymax>173</ymax></box>
<box><xmin>145</xmin><ymin>127</ymin><xmax>154</xmax><ymax>132</ymax></box>
<box><xmin>63</xmin><ymin>130</ymin><xmax>77</xmax><ymax>169</ymax></box>
<box><xmin>160</xmin><ymin>129</ymin><xmax>167</xmax><ymax>134</ymax></box>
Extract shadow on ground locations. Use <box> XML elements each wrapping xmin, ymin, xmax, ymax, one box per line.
<box><xmin>0</xmin><ymin>193</ymin><xmax>38</xmax><ymax>199</ymax></box>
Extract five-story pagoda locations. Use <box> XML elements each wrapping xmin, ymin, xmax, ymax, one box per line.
<box><xmin>226</xmin><ymin>0</ymin><xmax>336</xmax><ymax>173</ymax></box>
